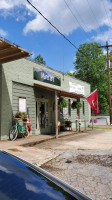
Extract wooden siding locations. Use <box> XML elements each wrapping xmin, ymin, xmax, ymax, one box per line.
<box><xmin>0</xmin><ymin>68</ymin><xmax>12</xmax><ymax>140</ymax></box>
<box><xmin>12</xmin><ymin>82</ymin><xmax>36</xmax><ymax>134</ymax></box>
<box><xmin>0</xmin><ymin>65</ymin><xmax>2</xmax><ymax>139</ymax></box>
<box><xmin>12</xmin><ymin>82</ymin><xmax>55</xmax><ymax>135</ymax></box>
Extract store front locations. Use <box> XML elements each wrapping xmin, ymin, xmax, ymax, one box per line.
<box><xmin>0</xmin><ymin>38</ymin><xmax>91</xmax><ymax>140</ymax></box>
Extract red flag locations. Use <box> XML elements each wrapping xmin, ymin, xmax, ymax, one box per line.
<box><xmin>86</xmin><ymin>89</ymin><xmax>99</xmax><ymax>116</ymax></box>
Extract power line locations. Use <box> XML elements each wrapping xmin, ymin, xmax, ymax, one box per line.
<box><xmin>64</xmin><ymin>0</ymin><xmax>92</xmax><ymax>42</ymax></box>
<box><xmin>64</xmin><ymin>0</ymin><xmax>86</xmax><ymax>33</ymax></box>
<box><xmin>26</xmin><ymin>0</ymin><xmax>89</xmax><ymax>58</ymax></box>
<box><xmin>86</xmin><ymin>0</ymin><xmax>101</xmax><ymax>28</ymax></box>
<box><xmin>102</xmin><ymin>0</ymin><xmax>111</xmax><ymax>28</ymax></box>
<box><xmin>69</xmin><ymin>0</ymin><xmax>89</xmax><ymax>32</ymax></box>
<box><xmin>26</xmin><ymin>0</ymin><xmax>78</xmax><ymax>50</ymax></box>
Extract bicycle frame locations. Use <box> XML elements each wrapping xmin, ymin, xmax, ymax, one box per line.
<box><xmin>14</xmin><ymin>121</ymin><xmax>26</xmax><ymax>134</ymax></box>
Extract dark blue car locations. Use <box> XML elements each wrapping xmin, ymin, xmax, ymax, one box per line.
<box><xmin>0</xmin><ymin>150</ymin><xmax>91</xmax><ymax>200</ymax></box>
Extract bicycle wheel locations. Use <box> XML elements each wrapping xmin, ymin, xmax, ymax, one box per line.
<box><xmin>22</xmin><ymin>126</ymin><xmax>29</xmax><ymax>138</ymax></box>
<box><xmin>9</xmin><ymin>126</ymin><xmax>18</xmax><ymax>141</ymax></box>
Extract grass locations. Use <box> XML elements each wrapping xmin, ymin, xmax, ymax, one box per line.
<box><xmin>88</xmin><ymin>125</ymin><xmax>112</xmax><ymax>129</ymax></box>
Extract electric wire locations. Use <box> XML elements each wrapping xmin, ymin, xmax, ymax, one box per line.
<box><xmin>27</xmin><ymin>0</ymin><xmax>78</xmax><ymax>50</ymax></box>
<box><xmin>102</xmin><ymin>0</ymin><xmax>111</xmax><ymax>28</ymax></box>
<box><xmin>64</xmin><ymin>0</ymin><xmax>87</xmax><ymax>34</ymax></box>
<box><xmin>69</xmin><ymin>0</ymin><xmax>89</xmax><ymax>32</ymax></box>
<box><xmin>26</xmin><ymin>0</ymin><xmax>87</xmax><ymax>57</ymax></box>
<box><xmin>86</xmin><ymin>0</ymin><xmax>101</xmax><ymax>29</ymax></box>
<box><xmin>64</xmin><ymin>0</ymin><xmax>92</xmax><ymax>43</ymax></box>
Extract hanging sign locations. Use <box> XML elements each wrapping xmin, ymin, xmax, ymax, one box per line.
<box><xmin>69</xmin><ymin>82</ymin><xmax>84</xmax><ymax>95</ymax></box>
<box><xmin>19</xmin><ymin>97</ymin><xmax>26</xmax><ymax>112</ymax></box>
<box><xmin>34</xmin><ymin>67</ymin><xmax>61</xmax><ymax>86</ymax></box>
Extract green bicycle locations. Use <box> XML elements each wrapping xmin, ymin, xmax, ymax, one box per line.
<box><xmin>9</xmin><ymin>119</ymin><xmax>30</xmax><ymax>141</ymax></box>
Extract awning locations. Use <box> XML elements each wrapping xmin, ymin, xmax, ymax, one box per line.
<box><xmin>0</xmin><ymin>37</ymin><xmax>32</xmax><ymax>64</ymax></box>
<box><xmin>34</xmin><ymin>83</ymin><xmax>84</xmax><ymax>99</ymax></box>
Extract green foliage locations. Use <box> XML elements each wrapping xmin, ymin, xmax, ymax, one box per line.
<box><xmin>65</xmin><ymin>120</ymin><xmax>72</xmax><ymax>125</ymax></box>
<box><xmin>73</xmin><ymin>42</ymin><xmax>109</xmax><ymax>114</ymax></box>
<box><xmin>71</xmin><ymin>101</ymin><xmax>82</xmax><ymax>109</ymax></box>
<box><xmin>34</xmin><ymin>54</ymin><xmax>46</xmax><ymax>65</ymax></box>
<box><xmin>21</xmin><ymin>112</ymin><xmax>27</xmax><ymax>121</ymax></box>
<box><xmin>66</xmin><ymin>72</ymin><xmax>76</xmax><ymax>77</ymax></box>
<box><xmin>14</xmin><ymin>112</ymin><xmax>21</xmax><ymax>118</ymax></box>
<box><xmin>14</xmin><ymin>112</ymin><xmax>27</xmax><ymax>121</ymax></box>
<box><xmin>58</xmin><ymin>97</ymin><xmax>68</xmax><ymax>108</ymax></box>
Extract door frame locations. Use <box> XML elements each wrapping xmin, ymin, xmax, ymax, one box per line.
<box><xmin>35</xmin><ymin>98</ymin><xmax>50</xmax><ymax>134</ymax></box>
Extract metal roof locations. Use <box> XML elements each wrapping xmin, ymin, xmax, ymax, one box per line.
<box><xmin>0</xmin><ymin>37</ymin><xmax>32</xmax><ymax>64</ymax></box>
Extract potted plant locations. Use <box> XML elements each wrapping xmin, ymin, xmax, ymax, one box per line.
<box><xmin>58</xmin><ymin>97</ymin><xmax>68</xmax><ymax>108</ymax></box>
<box><xmin>71</xmin><ymin>101</ymin><xmax>77</xmax><ymax>109</ymax></box>
<box><xmin>71</xmin><ymin>101</ymin><xmax>82</xmax><ymax>109</ymax></box>
<box><xmin>76</xmin><ymin>101</ymin><xmax>82</xmax><ymax>109</ymax></box>
<box><xmin>14</xmin><ymin>112</ymin><xmax>22</xmax><ymax>119</ymax></box>
<box><xmin>65</xmin><ymin>120</ymin><xmax>72</xmax><ymax>127</ymax></box>
<box><xmin>21</xmin><ymin>112</ymin><xmax>27</xmax><ymax>122</ymax></box>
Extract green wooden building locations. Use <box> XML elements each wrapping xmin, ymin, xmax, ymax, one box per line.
<box><xmin>0</xmin><ymin>38</ymin><xmax>91</xmax><ymax>140</ymax></box>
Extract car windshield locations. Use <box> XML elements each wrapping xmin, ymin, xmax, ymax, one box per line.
<box><xmin>0</xmin><ymin>152</ymin><xmax>77</xmax><ymax>200</ymax></box>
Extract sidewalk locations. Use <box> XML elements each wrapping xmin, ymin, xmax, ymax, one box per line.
<box><xmin>0</xmin><ymin>129</ymin><xmax>90</xmax><ymax>166</ymax></box>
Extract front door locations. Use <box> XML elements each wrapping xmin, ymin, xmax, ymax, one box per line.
<box><xmin>36</xmin><ymin>99</ymin><xmax>50</xmax><ymax>134</ymax></box>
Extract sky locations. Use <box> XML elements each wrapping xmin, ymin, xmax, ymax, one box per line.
<box><xmin>0</xmin><ymin>0</ymin><xmax>112</xmax><ymax>73</ymax></box>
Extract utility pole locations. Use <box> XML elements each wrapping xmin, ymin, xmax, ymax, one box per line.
<box><xmin>98</xmin><ymin>41</ymin><xmax>112</xmax><ymax>125</ymax></box>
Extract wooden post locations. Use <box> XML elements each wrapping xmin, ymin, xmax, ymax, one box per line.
<box><xmin>76</xmin><ymin>120</ymin><xmax>78</xmax><ymax>133</ymax></box>
<box><xmin>55</xmin><ymin>91</ymin><xmax>58</xmax><ymax>138</ymax></box>
<box><xmin>92</xmin><ymin>118</ymin><xmax>94</xmax><ymax>129</ymax></box>
<box><xmin>84</xmin><ymin>120</ymin><xmax>86</xmax><ymax>131</ymax></box>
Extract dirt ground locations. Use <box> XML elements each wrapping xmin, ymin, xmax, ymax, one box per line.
<box><xmin>32</xmin><ymin>129</ymin><xmax>112</xmax><ymax>200</ymax></box>
<box><xmin>1</xmin><ymin>129</ymin><xmax>112</xmax><ymax>200</ymax></box>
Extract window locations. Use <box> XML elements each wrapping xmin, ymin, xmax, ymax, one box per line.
<box><xmin>19</xmin><ymin>97</ymin><xmax>26</xmax><ymax>112</ymax></box>
<box><xmin>83</xmin><ymin>101</ymin><xmax>85</xmax><ymax>115</ymax></box>
<box><xmin>68</xmin><ymin>99</ymin><xmax>71</xmax><ymax>116</ymax></box>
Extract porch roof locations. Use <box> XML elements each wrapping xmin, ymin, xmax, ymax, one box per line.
<box><xmin>34</xmin><ymin>83</ymin><xmax>84</xmax><ymax>99</ymax></box>
<box><xmin>0</xmin><ymin>37</ymin><xmax>32</xmax><ymax>64</ymax></box>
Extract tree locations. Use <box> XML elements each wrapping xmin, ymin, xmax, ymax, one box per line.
<box><xmin>34</xmin><ymin>54</ymin><xmax>46</xmax><ymax>65</ymax></box>
<box><xmin>74</xmin><ymin>42</ymin><xmax>109</xmax><ymax>114</ymax></box>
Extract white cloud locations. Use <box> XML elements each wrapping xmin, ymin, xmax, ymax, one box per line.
<box><xmin>0</xmin><ymin>0</ymin><xmax>112</xmax><ymax>40</ymax></box>
<box><xmin>69</xmin><ymin>70</ymin><xmax>74</xmax><ymax>73</ymax></box>
<box><xmin>103</xmin><ymin>49</ymin><xmax>107</xmax><ymax>55</ymax></box>
<box><xmin>30</xmin><ymin>51</ymin><xmax>35</xmax><ymax>59</ymax></box>
<box><xmin>23</xmin><ymin>0</ymin><xmax>112</xmax><ymax>35</ymax></box>
<box><xmin>93</xmin><ymin>28</ymin><xmax>112</xmax><ymax>43</ymax></box>
<box><xmin>0</xmin><ymin>0</ymin><xmax>25</xmax><ymax>9</ymax></box>
<box><xmin>0</xmin><ymin>29</ymin><xmax>8</xmax><ymax>37</ymax></box>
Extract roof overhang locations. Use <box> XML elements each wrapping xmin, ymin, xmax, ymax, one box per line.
<box><xmin>0</xmin><ymin>37</ymin><xmax>32</xmax><ymax>64</ymax></box>
<box><xmin>34</xmin><ymin>83</ymin><xmax>84</xmax><ymax>99</ymax></box>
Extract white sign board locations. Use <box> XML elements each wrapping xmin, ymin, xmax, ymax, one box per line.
<box><xmin>19</xmin><ymin>98</ymin><xmax>26</xmax><ymax>112</ymax></box>
<box><xmin>69</xmin><ymin>82</ymin><xmax>84</xmax><ymax>95</ymax></box>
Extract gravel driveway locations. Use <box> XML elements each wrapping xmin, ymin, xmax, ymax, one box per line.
<box><xmin>33</xmin><ymin>129</ymin><xmax>112</xmax><ymax>200</ymax></box>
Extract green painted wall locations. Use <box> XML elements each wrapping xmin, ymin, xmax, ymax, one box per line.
<box><xmin>1</xmin><ymin>58</ymin><xmax>90</xmax><ymax>140</ymax></box>
<box><xmin>0</xmin><ymin>65</ymin><xmax>2</xmax><ymax>140</ymax></box>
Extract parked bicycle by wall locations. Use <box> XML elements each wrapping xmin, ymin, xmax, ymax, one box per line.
<box><xmin>9</xmin><ymin>112</ymin><xmax>31</xmax><ymax>141</ymax></box>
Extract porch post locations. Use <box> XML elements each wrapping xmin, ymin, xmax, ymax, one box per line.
<box><xmin>55</xmin><ymin>90</ymin><xmax>58</xmax><ymax>139</ymax></box>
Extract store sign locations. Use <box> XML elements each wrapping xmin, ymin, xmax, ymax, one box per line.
<box><xmin>69</xmin><ymin>82</ymin><xmax>84</xmax><ymax>95</ymax></box>
<box><xmin>34</xmin><ymin>67</ymin><xmax>61</xmax><ymax>86</ymax></box>
<box><xmin>19</xmin><ymin>97</ymin><xmax>26</xmax><ymax>112</ymax></box>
